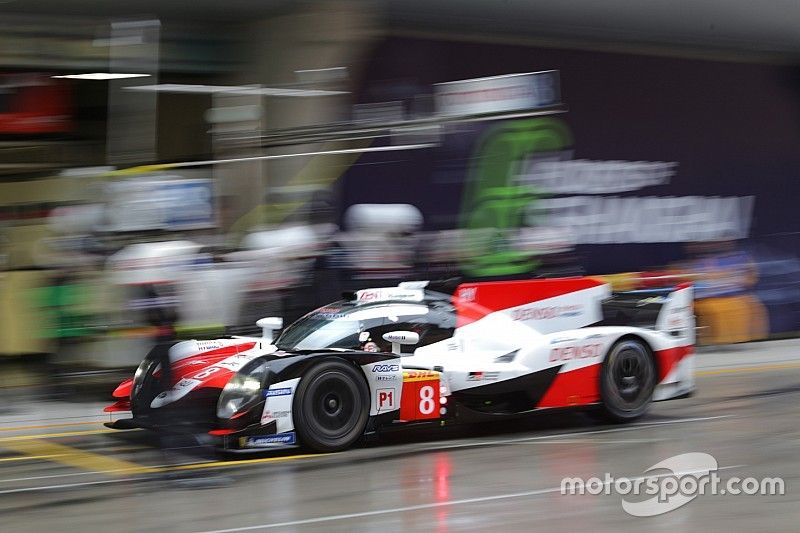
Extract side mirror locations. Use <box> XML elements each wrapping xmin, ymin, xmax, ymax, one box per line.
<box><xmin>382</xmin><ymin>331</ymin><xmax>419</xmax><ymax>355</ymax></box>
<box><xmin>256</xmin><ymin>317</ymin><xmax>283</xmax><ymax>342</ymax></box>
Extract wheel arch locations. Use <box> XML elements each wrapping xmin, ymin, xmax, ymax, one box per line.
<box><xmin>274</xmin><ymin>351</ymin><xmax>401</xmax><ymax>421</ymax></box>
<box><xmin>289</xmin><ymin>357</ymin><xmax>373</xmax><ymax>452</ymax></box>
<box><xmin>597</xmin><ymin>333</ymin><xmax>659</xmax><ymax>422</ymax></box>
<box><xmin>602</xmin><ymin>333</ymin><xmax>658</xmax><ymax>378</ymax></box>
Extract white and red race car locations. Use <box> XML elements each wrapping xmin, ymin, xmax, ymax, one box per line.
<box><xmin>106</xmin><ymin>277</ymin><xmax>695</xmax><ymax>452</ymax></box>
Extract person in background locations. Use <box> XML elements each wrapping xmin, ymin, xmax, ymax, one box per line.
<box><xmin>673</xmin><ymin>238</ymin><xmax>768</xmax><ymax>345</ymax></box>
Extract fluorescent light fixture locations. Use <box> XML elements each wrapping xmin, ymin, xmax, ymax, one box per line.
<box><xmin>127</xmin><ymin>83</ymin><xmax>347</xmax><ymax>97</ymax></box>
<box><xmin>52</xmin><ymin>73</ymin><xmax>151</xmax><ymax>80</ymax></box>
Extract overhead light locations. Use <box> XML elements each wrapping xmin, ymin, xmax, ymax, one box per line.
<box><xmin>52</xmin><ymin>73</ymin><xmax>151</xmax><ymax>81</ymax></box>
<box><xmin>127</xmin><ymin>83</ymin><xmax>347</xmax><ymax>97</ymax></box>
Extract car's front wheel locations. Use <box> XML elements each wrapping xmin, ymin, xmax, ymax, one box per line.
<box><xmin>599</xmin><ymin>338</ymin><xmax>656</xmax><ymax>422</ymax></box>
<box><xmin>292</xmin><ymin>359</ymin><xmax>370</xmax><ymax>452</ymax></box>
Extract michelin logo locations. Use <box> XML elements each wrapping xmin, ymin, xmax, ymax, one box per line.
<box><xmin>244</xmin><ymin>432</ymin><xmax>296</xmax><ymax>447</ymax></box>
<box><xmin>265</xmin><ymin>387</ymin><xmax>292</xmax><ymax>397</ymax></box>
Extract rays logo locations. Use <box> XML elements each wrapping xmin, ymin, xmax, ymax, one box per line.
<box><xmin>372</xmin><ymin>364</ymin><xmax>400</xmax><ymax>373</ymax></box>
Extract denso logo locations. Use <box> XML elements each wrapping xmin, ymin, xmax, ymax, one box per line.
<box><xmin>550</xmin><ymin>343</ymin><xmax>602</xmax><ymax>361</ymax></box>
<box><xmin>512</xmin><ymin>305</ymin><xmax>582</xmax><ymax>321</ymax></box>
<box><xmin>372</xmin><ymin>364</ymin><xmax>400</xmax><ymax>373</ymax></box>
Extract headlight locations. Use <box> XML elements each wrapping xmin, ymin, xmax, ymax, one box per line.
<box><xmin>217</xmin><ymin>361</ymin><xmax>268</xmax><ymax>419</ymax></box>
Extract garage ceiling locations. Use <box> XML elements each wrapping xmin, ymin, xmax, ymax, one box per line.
<box><xmin>0</xmin><ymin>0</ymin><xmax>798</xmax><ymax>58</ymax></box>
<box><xmin>384</xmin><ymin>0</ymin><xmax>800</xmax><ymax>56</ymax></box>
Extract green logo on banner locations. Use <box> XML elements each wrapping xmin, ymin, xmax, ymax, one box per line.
<box><xmin>459</xmin><ymin>117</ymin><xmax>573</xmax><ymax>277</ymax></box>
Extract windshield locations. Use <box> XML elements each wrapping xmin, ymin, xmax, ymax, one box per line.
<box><xmin>275</xmin><ymin>301</ymin><xmax>433</xmax><ymax>351</ymax></box>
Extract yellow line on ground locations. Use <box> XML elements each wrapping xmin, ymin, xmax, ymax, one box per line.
<box><xmin>0</xmin><ymin>454</ymin><xmax>68</xmax><ymax>463</ymax></box>
<box><xmin>0</xmin><ymin>429</ymin><xmax>121</xmax><ymax>442</ymax></box>
<box><xmin>108</xmin><ymin>163</ymin><xmax>177</xmax><ymax>176</ymax></box>
<box><xmin>0</xmin><ymin>439</ymin><xmax>159</xmax><ymax>476</ymax></box>
<box><xmin>696</xmin><ymin>362</ymin><xmax>800</xmax><ymax>376</ymax></box>
<box><xmin>0</xmin><ymin>421</ymin><xmax>107</xmax><ymax>432</ymax></box>
<box><xmin>169</xmin><ymin>453</ymin><xmax>328</xmax><ymax>471</ymax></box>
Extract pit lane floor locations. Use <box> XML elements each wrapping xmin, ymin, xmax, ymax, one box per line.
<box><xmin>2</xmin><ymin>339</ymin><xmax>800</xmax><ymax>532</ymax></box>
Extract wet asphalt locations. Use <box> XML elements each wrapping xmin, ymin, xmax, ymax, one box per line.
<box><xmin>1</xmin><ymin>340</ymin><xmax>799</xmax><ymax>532</ymax></box>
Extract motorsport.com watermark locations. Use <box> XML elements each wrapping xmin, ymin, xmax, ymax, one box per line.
<box><xmin>561</xmin><ymin>453</ymin><xmax>785</xmax><ymax>517</ymax></box>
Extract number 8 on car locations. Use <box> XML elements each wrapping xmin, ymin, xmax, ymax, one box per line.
<box><xmin>400</xmin><ymin>370</ymin><xmax>445</xmax><ymax>421</ymax></box>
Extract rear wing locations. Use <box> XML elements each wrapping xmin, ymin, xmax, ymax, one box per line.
<box><xmin>601</xmin><ymin>283</ymin><xmax>695</xmax><ymax>343</ymax></box>
<box><xmin>452</xmin><ymin>277</ymin><xmax>612</xmax><ymax>332</ymax></box>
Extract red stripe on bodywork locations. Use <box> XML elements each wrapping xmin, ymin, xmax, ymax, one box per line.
<box><xmin>105</xmin><ymin>341</ymin><xmax>258</xmax><ymax>412</ymax></box>
<box><xmin>536</xmin><ymin>363</ymin><xmax>601</xmax><ymax>408</ymax></box>
<box><xmin>453</xmin><ymin>277</ymin><xmax>605</xmax><ymax>327</ymax></box>
<box><xmin>149</xmin><ymin>341</ymin><xmax>258</xmax><ymax>387</ymax></box>
<box><xmin>170</xmin><ymin>342</ymin><xmax>257</xmax><ymax>381</ymax></box>
<box><xmin>104</xmin><ymin>399</ymin><xmax>131</xmax><ymax>412</ymax></box>
<box><xmin>177</xmin><ymin>341</ymin><xmax>258</xmax><ymax>389</ymax></box>
<box><xmin>655</xmin><ymin>345</ymin><xmax>694</xmax><ymax>381</ymax></box>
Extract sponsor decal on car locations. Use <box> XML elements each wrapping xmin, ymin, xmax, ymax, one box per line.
<box><xmin>260</xmin><ymin>377</ymin><xmax>299</xmax><ymax>429</ymax></box>
<box><xmin>512</xmin><ymin>305</ymin><xmax>583</xmax><ymax>321</ymax></box>
<box><xmin>376</xmin><ymin>374</ymin><xmax>397</xmax><ymax>381</ymax></box>
<box><xmin>377</xmin><ymin>388</ymin><xmax>396</xmax><ymax>410</ymax></box>
<box><xmin>446</xmin><ymin>340</ymin><xmax>461</xmax><ymax>351</ymax></box>
<box><xmin>372</xmin><ymin>364</ymin><xmax>400</xmax><ymax>373</ymax></box>
<box><xmin>264</xmin><ymin>387</ymin><xmax>293</xmax><ymax>397</ymax></box>
<box><xmin>402</xmin><ymin>369</ymin><xmax>440</xmax><ymax>382</ymax></box>
<box><xmin>549</xmin><ymin>343</ymin><xmax>603</xmax><ymax>361</ymax></box>
<box><xmin>458</xmin><ymin>287</ymin><xmax>477</xmax><ymax>302</ymax></box>
<box><xmin>315</xmin><ymin>305</ymin><xmax>348</xmax><ymax>320</ymax></box>
<box><xmin>261</xmin><ymin>410</ymin><xmax>291</xmax><ymax>420</ymax></box>
<box><xmin>242</xmin><ymin>432</ymin><xmax>297</xmax><ymax>448</ymax></box>
<box><xmin>196</xmin><ymin>340</ymin><xmax>224</xmax><ymax>351</ymax></box>
<box><xmin>467</xmin><ymin>371</ymin><xmax>501</xmax><ymax>381</ymax></box>
<box><xmin>356</xmin><ymin>288</ymin><xmax>424</xmax><ymax>303</ymax></box>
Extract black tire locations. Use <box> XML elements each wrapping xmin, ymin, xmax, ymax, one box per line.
<box><xmin>292</xmin><ymin>359</ymin><xmax>370</xmax><ymax>452</ymax></box>
<box><xmin>599</xmin><ymin>338</ymin><xmax>656</xmax><ymax>422</ymax></box>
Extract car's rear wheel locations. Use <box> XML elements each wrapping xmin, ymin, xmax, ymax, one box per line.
<box><xmin>600</xmin><ymin>338</ymin><xmax>656</xmax><ymax>422</ymax></box>
<box><xmin>293</xmin><ymin>359</ymin><xmax>370</xmax><ymax>452</ymax></box>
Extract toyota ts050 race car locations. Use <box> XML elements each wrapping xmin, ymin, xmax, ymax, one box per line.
<box><xmin>105</xmin><ymin>277</ymin><xmax>695</xmax><ymax>452</ymax></box>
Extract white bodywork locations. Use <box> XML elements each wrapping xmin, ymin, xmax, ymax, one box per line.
<box><xmin>404</xmin><ymin>284</ymin><xmax>695</xmax><ymax>402</ymax></box>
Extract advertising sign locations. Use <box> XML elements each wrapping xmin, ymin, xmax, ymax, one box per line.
<box><xmin>435</xmin><ymin>70</ymin><xmax>560</xmax><ymax>116</ymax></box>
<box><xmin>105</xmin><ymin>177</ymin><xmax>215</xmax><ymax>232</ymax></box>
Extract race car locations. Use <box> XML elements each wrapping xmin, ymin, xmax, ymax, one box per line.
<box><xmin>105</xmin><ymin>277</ymin><xmax>695</xmax><ymax>452</ymax></box>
